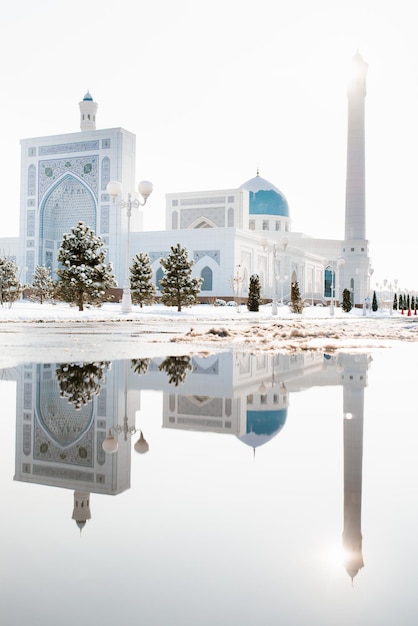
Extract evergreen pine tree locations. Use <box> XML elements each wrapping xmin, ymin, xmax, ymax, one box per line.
<box><xmin>159</xmin><ymin>243</ymin><xmax>202</xmax><ymax>311</ymax></box>
<box><xmin>30</xmin><ymin>265</ymin><xmax>55</xmax><ymax>304</ymax></box>
<box><xmin>393</xmin><ymin>293</ymin><xmax>397</xmax><ymax>311</ymax></box>
<box><xmin>247</xmin><ymin>273</ymin><xmax>261</xmax><ymax>311</ymax></box>
<box><xmin>130</xmin><ymin>252</ymin><xmax>156</xmax><ymax>307</ymax></box>
<box><xmin>158</xmin><ymin>356</ymin><xmax>192</xmax><ymax>386</ymax></box>
<box><xmin>55</xmin><ymin>222</ymin><xmax>116</xmax><ymax>311</ymax></box>
<box><xmin>131</xmin><ymin>358</ymin><xmax>150</xmax><ymax>375</ymax></box>
<box><xmin>290</xmin><ymin>280</ymin><xmax>303</xmax><ymax>313</ymax></box>
<box><xmin>399</xmin><ymin>294</ymin><xmax>404</xmax><ymax>311</ymax></box>
<box><xmin>342</xmin><ymin>288</ymin><xmax>352</xmax><ymax>313</ymax></box>
<box><xmin>372</xmin><ymin>290</ymin><xmax>378</xmax><ymax>312</ymax></box>
<box><xmin>0</xmin><ymin>255</ymin><xmax>23</xmax><ymax>307</ymax></box>
<box><xmin>56</xmin><ymin>361</ymin><xmax>110</xmax><ymax>409</ymax></box>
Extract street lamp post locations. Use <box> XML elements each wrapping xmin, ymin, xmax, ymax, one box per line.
<box><xmin>233</xmin><ymin>264</ymin><xmax>243</xmax><ymax>312</ymax></box>
<box><xmin>279</xmin><ymin>238</ymin><xmax>289</xmax><ymax>307</ymax></box>
<box><xmin>279</xmin><ymin>273</ymin><xmax>289</xmax><ymax>306</ymax></box>
<box><xmin>106</xmin><ymin>179</ymin><xmax>153</xmax><ymax>313</ymax></box>
<box><xmin>329</xmin><ymin>258</ymin><xmax>345</xmax><ymax>316</ymax></box>
<box><xmin>261</xmin><ymin>239</ymin><xmax>278</xmax><ymax>315</ymax></box>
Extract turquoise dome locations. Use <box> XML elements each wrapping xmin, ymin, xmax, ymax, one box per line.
<box><xmin>238</xmin><ymin>408</ymin><xmax>288</xmax><ymax>449</ymax></box>
<box><xmin>83</xmin><ymin>91</ymin><xmax>93</xmax><ymax>101</ymax></box>
<box><xmin>241</xmin><ymin>173</ymin><xmax>289</xmax><ymax>217</ymax></box>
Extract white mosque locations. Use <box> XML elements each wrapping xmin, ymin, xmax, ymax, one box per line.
<box><xmin>2</xmin><ymin>52</ymin><xmax>372</xmax><ymax>308</ymax></box>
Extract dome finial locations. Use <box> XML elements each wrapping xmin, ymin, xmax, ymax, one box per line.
<box><xmin>256</xmin><ymin>167</ymin><xmax>260</xmax><ymax>177</ymax></box>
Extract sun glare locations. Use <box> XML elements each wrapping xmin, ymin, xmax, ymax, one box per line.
<box><xmin>321</xmin><ymin>541</ymin><xmax>346</xmax><ymax>570</ymax></box>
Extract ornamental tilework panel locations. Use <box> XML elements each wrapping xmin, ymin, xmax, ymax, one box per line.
<box><xmin>33</xmin><ymin>418</ymin><xmax>95</xmax><ymax>466</ymax></box>
<box><xmin>191</xmin><ymin>357</ymin><xmax>219</xmax><ymax>374</ymax></box>
<box><xmin>177</xmin><ymin>396</ymin><xmax>223</xmax><ymax>418</ymax></box>
<box><xmin>101</xmin><ymin>157</ymin><xmax>110</xmax><ymax>190</ymax></box>
<box><xmin>180</xmin><ymin>206</ymin><xmax>225</xmax><ymax>228</ymax></box>
<box><xmin>39</xmin><ymin>140</ymin><xmax>99</xmax><ymax>156</ymax></box>
<box><xmin>39</xmin><ymin>156</ymin><xmax>99</xmax><ymax>199</ymax></box>
<box><xmin>32</xmin><ymin>465</ymin><xmax>94</xmax><ymax>482</ymax></box>
<box><xmin>27</xmin><ymin>164</ymin><xmax>36</xmax><ymax>196</ymax></box>
<box><xmin>149</xmin><ymin>251</ymin><xmax>169</xmax><ymax>264</ymax></box>
<box><xmin>40</xmin><ymin>175</ymin><xmax>96</xmax><ymax>240</ymax></box>
<box><xmin>100</xmin><ymin>205</ymin><xmax>110</xmax><ymax>234</ymax></box>
<box><xmin>193</xmin><ymin>250</ymin><xmax>220</xmax><ymax>265</ymax></box>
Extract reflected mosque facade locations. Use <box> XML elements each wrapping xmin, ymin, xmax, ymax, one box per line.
<box><xmin>11</xmin><ymin>349</ymin><xmax>369</xmax><ymax>578</ymax></box>
<box><xmin>0</xmin><ymin>52</ymin><xmax>372</xmax><ymax>307</ymax></box>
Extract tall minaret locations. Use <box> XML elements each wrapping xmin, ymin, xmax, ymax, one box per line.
<box><xmin>79</xmin><ymin>91</ymin><xmax>98</xmax><ymax>131</ymax></box>
<box><xmin>342</xmin><ymin>52</ymin><xmax>371</xmax><ymax>306</ymax></box>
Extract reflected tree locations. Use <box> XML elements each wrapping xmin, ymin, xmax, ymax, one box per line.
<box><xmin>131</xmin><ymin>358</ymin><xmax>150</xmax><ymax>375</ymax></box>
<box><xmin>56</xmin><ymin>361</ymin><xmax>110</xmax><ymax>409</ymax></box>
<box><xmin>158</xmin><ymin>356</ymin><xmax>192</xmax><ymax>386</ymax></box>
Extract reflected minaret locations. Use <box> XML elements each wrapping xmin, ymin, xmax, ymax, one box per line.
<box><xmin>72</xmin><ymin>491</ymin><xmax>91</xmax><ymax>533</ymax></box>
<box><xmin>340</xmin><ymin>354</ymin><xmax>369</xmax><ymax>581</ymax></box>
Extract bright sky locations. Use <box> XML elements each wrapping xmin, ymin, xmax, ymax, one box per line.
<box><xmin>1</xmin><ymin>0</ymin><xmax>417</xmax><ymax>290</ymax></box>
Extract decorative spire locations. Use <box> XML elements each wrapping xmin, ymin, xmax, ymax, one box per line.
<box><xmin>79</xmin><ymin>92</ymin><xmax>98</xmax><ymax>131</ymax></box>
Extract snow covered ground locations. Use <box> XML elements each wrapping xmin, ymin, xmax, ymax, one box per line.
<box><xmin>0</xmin><ymin>300</ymin><xmax>417</xmax><ymax>369</ymax></box>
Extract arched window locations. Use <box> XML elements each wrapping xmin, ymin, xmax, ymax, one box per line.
<box><xmin>156</xmin><ymin>267</ymin><xmax>164</xmax><ymax>290</ymax></box>
<box><xmin>172</xmin><ymin>210</ymin><xmax>178</xmax><ymax>229</ymax></box>
<box><xmin>324</xmin><ymin>267</ymin><xmax>334</xmax><ymax>298</ymax></box>
<box><xmin>201</xmin><ymin>266</ymin><xmax>213</xmax><ymax>291</ymax></box>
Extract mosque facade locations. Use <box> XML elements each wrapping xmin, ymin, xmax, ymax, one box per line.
<box><xmin>1</xmin><ymin>53</ymin><xmax>371</xmax><ymax>307</ymax></box>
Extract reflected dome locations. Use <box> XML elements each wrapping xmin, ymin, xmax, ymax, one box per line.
<box><xmin>238</xmin><ymin>409</ymin><xmax>288</xmax><ymax>449</ymax></box>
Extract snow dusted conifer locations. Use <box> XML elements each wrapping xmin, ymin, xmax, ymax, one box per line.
<box><xmin>158</xmin><ymin>355</ymin><xmax>192</xmax><ymax>386</ymax></box>
<box><xmin>290</xmin><ymin>280</ymin><xmax>303</xmax><ymax>314</ymax></box>
<box><xmin>159</xmin><ymin>243</ymin><xmax>202</xmax><ymax>312</ymax></box>
<box><xmin>30</xmin><ymin>265</ymin><xmax>55</xmax><ymax>304</ymax></box>
<box><xmin>342</xmin><ymin>288</ymin><xmax>352</xmax><ymax>313</ymax></box>
<box><xmin>56</xmin><ymin>361</ymin><xmax>110</xmax><ymax>409</ymax></box>
<box><xmin>56</xmin><ymin>222</ymin><xmax>116</xmax><ymax>311</ymax></box>
<box><xmin>247</xmin><ymin>273</ymin><xmax>261</xmax><ymax>312</ymax></box>
<box><xmin>130</xmin><ymin>252</ymin><xmax>156</xmax><ymax>307</ymax></box>
<box><xmin>0</xmin><ymin>255</ymin><xmax>23</xmax><ymax>307</ymax></box>
<box><xmin>372</xmin><ymin>290</ymin><xmax>378</xmax><ymax>312</ymax></box>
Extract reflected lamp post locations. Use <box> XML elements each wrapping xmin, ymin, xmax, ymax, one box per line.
<box><xmin>102</xmin><ymin>418</ymin><xmax>149</xmax><ymax>455</ymax></box>
<box><xmin>106</xmin><ymin>179</ymin><xmax>153</xmax><ymax>313</ymax></box>
<box><xmin>102</xmin><ymin>362</ymin><xmax>149</xmax><ymax>455</ymax></box>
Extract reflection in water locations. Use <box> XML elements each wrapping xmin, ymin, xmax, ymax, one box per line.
<box><xmin>130</xmin><ymin>357</ymin><xmax>150</xmax><ymax>375</ymax></box>
<box><xmin>56</xmin><ymin>361</ymin><xmax>110</xmax><ymax>409</ymax></box>
<box><xmin>342</xmin><ymin>358</ymin><xmax>366</xmax><ymax>581</ymax></box>
<box><xmin>11</xmin><ymin>350</ymin><xmax>370</xmax><ymax>579</ymax></box>
<box><xmin>157</xmin><ymin>355</ymin><xmax>192</xmax><ymax>386</ymax></box>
